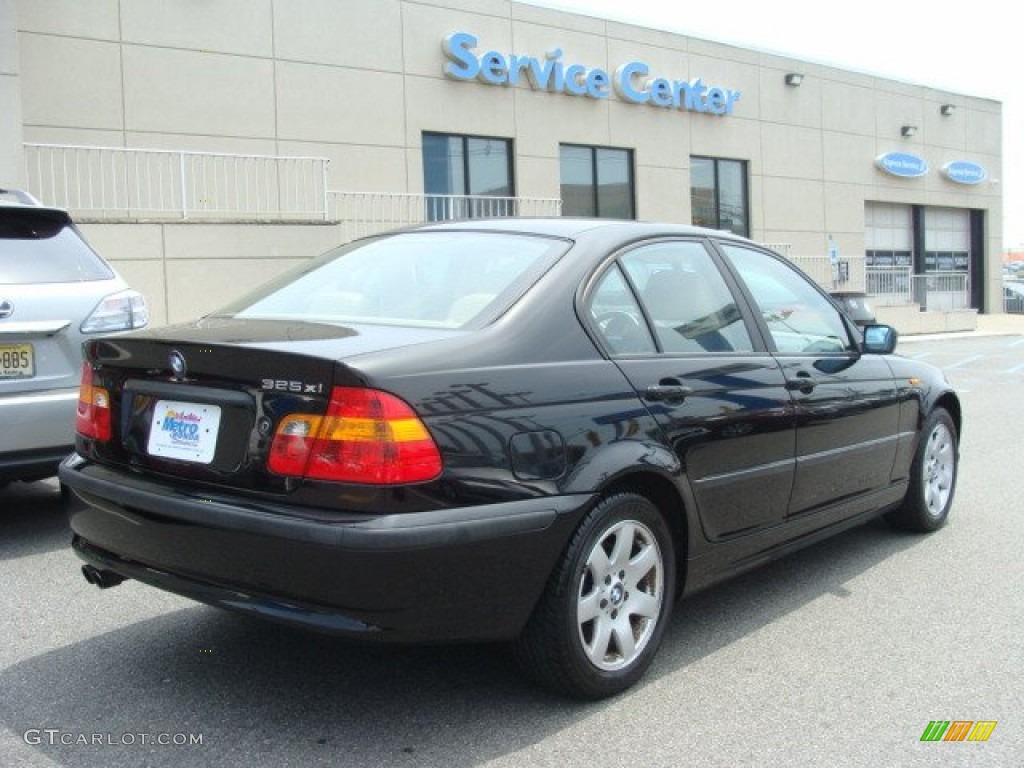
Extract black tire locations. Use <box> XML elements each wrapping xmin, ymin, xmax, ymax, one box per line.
<box><xmin>513</xmin><ymin>491</ymin><xmax>676</xmax><ymax>699</ymax></box>
<box><xmin>885</xmin><ymin>408</ymin><xmax>958</xmax><ymax>532</ymax></box>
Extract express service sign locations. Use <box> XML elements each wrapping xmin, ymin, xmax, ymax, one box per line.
<box><xmin>442</xmin><ymin>32</ymin><xmax>741</xmax><ymax>117</ymax></box>
<box><xmin>875</xmin><ymin>152</ymin><xmax>929</xmax><ymax>178</ymax></box>
<box><xmin>942</xmin><ymin>160</ymin><xmax>987</xmax><ymax>185</ymax></box>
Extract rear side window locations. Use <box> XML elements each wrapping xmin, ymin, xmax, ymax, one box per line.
<box><xmin>0</xmin><ymin>211</ymin><xmax>112</xmax><ymax>284</ymax></box>
<box><xmin>223</xmin><ymin>231</ymin><xmax>568</xmax><ymax>329</ymax></box>
<box><xmin>621</xmin><ymin>240</ymin><xmax>753</xmax><ymax>353</ymax></box>
<box><xmin>589</xmin><ymin>264</ymin><xmax>657</xmax><ymax>355</ymax></box>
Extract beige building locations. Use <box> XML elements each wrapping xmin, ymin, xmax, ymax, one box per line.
<box><xmin>0</xmin><ymin>0</ymin><xmax>1003</xmax><ymax>331</ymax></box>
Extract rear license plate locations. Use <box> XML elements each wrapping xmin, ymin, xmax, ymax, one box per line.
<box><xmin>147</xmin><ymin>400</ymin><xmax>222</xmax><ymax>464</ymax></box>
<box><xmin>0</xmin><ymin>343</ymin><xmax>34</xmax><ymax>379</ymax></box>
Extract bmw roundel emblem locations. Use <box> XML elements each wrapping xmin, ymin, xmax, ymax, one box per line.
<box><xmin>0</xmin><ymin>299</ymin><xmax>13</xmax><ymax>319</ymax></box>
<box><xmin>169</xmin><ymin>350</ymin><xmax>186</xmax><ymax>379</ymax></box>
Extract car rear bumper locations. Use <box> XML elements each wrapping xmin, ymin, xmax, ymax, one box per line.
<box><xmin>60</xmin><ymin>455</ymin><xmax>591</xmax><ymax>642</ymax></box>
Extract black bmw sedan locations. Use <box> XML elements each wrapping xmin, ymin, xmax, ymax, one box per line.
<box><xmin>61</xmin><ymin>219</ymin><xmax>961</xmax><ymax>699</ymax></box>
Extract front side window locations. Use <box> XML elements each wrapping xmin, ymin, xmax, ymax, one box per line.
<box><xmin>422</xmin><ymin>133</ymin><xmax>514</xmax><ymax>219</ymax></box>
<box><xmin>560</xmin><ymin>145</ymin><xmax>635</xmax><ymax>219</ymax></box>
<box><xmin>721</xmin><ymin>244</ymin><xmax>851</xmax><ymax>354</ymax></box>
<box><xmin>690</xmin><ymin>157</ymin><xmax>749</xmax><ymax>237</ymax></box>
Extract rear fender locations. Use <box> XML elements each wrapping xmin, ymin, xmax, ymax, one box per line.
<box><xmin>560</xmin><ymin>438</ymin><xmax>680</xmax><ymax>495</ymax></box>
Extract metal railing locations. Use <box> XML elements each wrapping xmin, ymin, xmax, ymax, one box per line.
<box><xmin>763</xmin><ymin>243</ymin><xmax>792</xmax><ymax>257</ymax></box>
<box><xmin>1005</xmin><ymin>282</ymin><xmax>1024</xmax><ymax>314</ymax></box>
<box><xmin>24</xmin><ymin>143</ymin><xmax>330</xmax><ymax>220</ymax></box>
<box><xmin>328</xmin><ymin>191</ymin><xmax>563</xmax><ymax>242</ymax></box>
<box><xmin>865</xmin><ymin>266</ymin><xmax>914</xmax><ymax>306</ymax></box>
<box><xmin>912</xmin><ymin>272</ymin><xmax>970</xmax><ymax>311</ymax></box>
<box><xmin>787</xmin><ymin>255</ymin><xmax>866</xmax><ymax>292</ymax></box>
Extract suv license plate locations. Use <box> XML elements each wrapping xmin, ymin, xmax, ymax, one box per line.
<box><xmin>0</xmin><ymin>343</ymin><xmax>34</xmax><ymax>379</ymax></box>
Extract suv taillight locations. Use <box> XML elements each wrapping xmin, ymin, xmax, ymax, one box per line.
<box><xmin>81</xmin><ymin>289</ymin><xmax>149</xmax><ymax>334</ymax></box>
<box><xmin>268</xmin><ymin>387</ymin><xmax>442</xmax><ymax>484</ymax></box>
<box><xmin>76</xmin><ymin>362</ymin><xmax>111</xmax><ymax>441</ymax></box>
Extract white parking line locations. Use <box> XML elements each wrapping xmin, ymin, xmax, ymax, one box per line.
<box><xmin>945</xmin><ymin>354</ymin><xmax>983</xmax><ymax>370</ymax></box>
<box><xmin>1007</xmin><ymin>362</ymin><xmax>1024</xmax><ymax>374</ymax></box>
<box><xmin>1009</xmin><ymin>338</ymin><xmax>1024</xmax><ymax>348</ymax></box>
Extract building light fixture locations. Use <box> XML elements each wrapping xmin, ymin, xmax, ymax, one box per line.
<box><xmin>940</xmin><ymin>103</ymin><xmax>956</xmax><ymax>116</ymax></box>
<box><xmin>901</xmin><ymin>125</ymin><xmax>918</xmax><ymax>138</ymax></box>
<box><xmin>784</xmin><ymin>73</ymin><xmax>804</xmax><ymax>87</ymax></box>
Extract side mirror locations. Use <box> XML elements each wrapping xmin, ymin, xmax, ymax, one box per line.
<box><xmin>862</xmin><ymin>324</ymin><xmax>898</xmax><ymax>354</ymax></box>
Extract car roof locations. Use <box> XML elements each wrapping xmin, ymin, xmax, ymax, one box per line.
<box><xmin>401</xmin><ymin>216</ymin><xmax>757</xmax><ymax>245</ymax></box>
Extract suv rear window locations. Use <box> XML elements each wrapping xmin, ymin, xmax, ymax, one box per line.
<box><xmin>0</xmin><ymin>209</ymin><xmax>113</xmax><ymax>284</ymax></box>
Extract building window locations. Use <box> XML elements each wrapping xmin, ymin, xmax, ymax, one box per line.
<box><xmin>690</xmin><ymin>157</ymin><xmax>749</xmax><ymax>237</ymax></box>
<box><xmin>559</xmin><ymin>145</ymin><xmax>635</xmax><ymax>219</ymax></box>
<box><xmin>422</xmin><ymin>133</ymin><xmax>513</xmax><ymax>219</ymax></box>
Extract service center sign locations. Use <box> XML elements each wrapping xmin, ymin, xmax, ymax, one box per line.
<box><xmin>443</xmin><ymin>32</ymin><xmax>741</xmax><ymax>116</ymax></box>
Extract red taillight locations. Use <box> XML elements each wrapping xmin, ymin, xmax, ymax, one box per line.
<box><xmin>268</xmin><ymin>387</ymin><xmax>442</xmax><ymax>484</ymax></box>
<box><xmin>76</xmin><ymin>362</ymin><xmax>111</xmax><ymax>442</ymax></box>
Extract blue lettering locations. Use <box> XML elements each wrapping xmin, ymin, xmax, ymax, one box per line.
<box><xmin>442</xmin><ymin>32</ymin><xmax>739</xmax><ymax>116</ymax></box>
<box><xmin>528</xmin><ymin>49</ymin><xmax>560</xmax><ymax>90</ymax></box>
<box><xmin>507</xmin><ymin>54</ymin><xmax>530</xmax><ymax>86</ymax></box>
<box><xmin>551</xmin><ymin>53</ymin><xmax>567</xmax><ymax>91</ymax></box>
<box><xmin>479</xmin><ymin>50</ymin><xmax>507</xmax><ymax>84</ymax></box>
<box><xmin>162</xmin><ymin>416</ymin><xmax>200</xmax><ymax>442</ymax></box>
<box><xmin>648</xmin><ymin>77</ymin><xmax>673</xmax><ymax>107</ymax></box>
<box><xmin>564</xmin><ymin>64</ymin><xmax>588</xmax><ymax>96</ymax></box>
<box><xmin>442</xmin><ymin>32</ymin><xmax>480</xmax><ymax>80</ymax></box>
<box><xmin>724</xmin><ymin>89</ymin><xmax>741</xmax><ymax>115</ymax></box>
<box><xmin>614</xmin><ymin>61</ymin><xmax>649</xmax><ymax>103</ymax></box>
<box><xmin>706</xmin><ymin>87</ymin><xmax>727</xmax><ymax>114</ymax></box>
<box><xmin>586</xmin><ymin>68</ymin><xmax>610</xmax><ymax>98</ymax></box>
<box><xmin>683</xmin><ymin>78</ymin><xmax>708</xmax><ymax>112</ymax></box>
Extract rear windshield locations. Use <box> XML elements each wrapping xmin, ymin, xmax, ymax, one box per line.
<box><xmin>220</xmin><ymin>231</ymin><xmax>569</xmax><ymax>329</ymax></box>
<box><xmin>0</xmin><ymin>211</ymin><xmax>113</xmax><ymax>284</ymax></box>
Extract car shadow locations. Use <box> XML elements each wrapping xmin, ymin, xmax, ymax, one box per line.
<box><xmin>0</xmin><ymin>515</ymin><xmax>931</xmax><ymax>767</ymax></box>
<box><xmin>0</xmin><ymin>479</ymin><xmax>74</xmax><ymax>561</ymax></box>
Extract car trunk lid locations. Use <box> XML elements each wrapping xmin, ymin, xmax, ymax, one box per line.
<box><xmin>76</xmin><ymin>317</ymin><xmax>454</xmax><ymax>496</ymax></box>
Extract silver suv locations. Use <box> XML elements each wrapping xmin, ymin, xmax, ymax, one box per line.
<box><xmin>1</xmin><ymin>188</ymin><xmax>148</xmax><ymax>488</ymax></box>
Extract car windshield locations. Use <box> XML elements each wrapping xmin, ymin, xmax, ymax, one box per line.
<box><xmin>0</xmin><ymin>212</ymin><xmax>113</xmax><ymax>284</ymax></box>
<box><xmin>219</xmin><ymin>231</ymin><xmax>568</xmax><ymax>329</ymax></box>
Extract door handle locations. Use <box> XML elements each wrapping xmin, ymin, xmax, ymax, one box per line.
<box><xmin>644</xmin><ymin>384</ymin><xmax>694</xmax><ymax>403</ymax></box>
<box><xmin>785</xmin><ymin>371</ymin><xmax>819</xmax><ymax>392</ymax></box>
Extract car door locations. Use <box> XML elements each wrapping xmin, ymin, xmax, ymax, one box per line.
<box><xmin>717</xmin><ymin>243</ymin><xmax>902</xmax><ymax>518</ymax></box>
<box><xmin>586</xmin><ymin>239</ymin><xmax>796</xmax><ymax>541</ymax></box>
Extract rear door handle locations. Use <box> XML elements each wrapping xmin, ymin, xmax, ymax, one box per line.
<box><xmin>644</xmin><ymin>384</ymin><xmax>693</xmax><ymax>403</ymax></box>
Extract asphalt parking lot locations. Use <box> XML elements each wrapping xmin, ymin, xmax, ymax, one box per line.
<box><xmin>2</xmin><ymin>333</ymin><xmax>1021</xmax><ymax>767</ymax></box>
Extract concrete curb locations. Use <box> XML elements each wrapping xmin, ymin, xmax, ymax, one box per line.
<box><xmin>897</xmin><ymin>313</ymin><xmax>1024</xmax><ymax>343</ymax></box>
